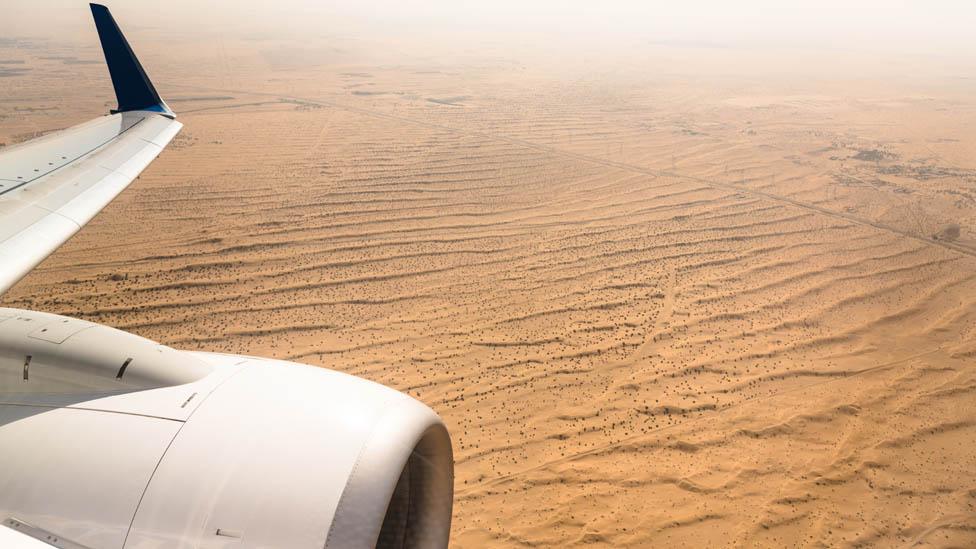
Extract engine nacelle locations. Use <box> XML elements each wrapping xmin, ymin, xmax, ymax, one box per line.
<box><xmin>0</xmin><ymin>308</ymin><xmax>453</xmax><ymax>548</ymax></box>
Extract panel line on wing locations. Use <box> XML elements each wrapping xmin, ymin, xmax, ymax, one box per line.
<box><xmin>19</xmin><ymin>203</ymin><xmax>84</xmax><ymax>230</ymax></box>
<box><xmin>0</xmin><ymin>117</ymin><xmax>147</xmax><ymax>198</ymax></box>
<box><xmin>0</xmin><ymin>401</ymin><xmax>186</xmax><ymax>423</ymax></box>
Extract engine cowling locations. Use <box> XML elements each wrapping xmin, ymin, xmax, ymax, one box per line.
<box><xmin>0</xmin><ymin>308</ymin><xmax>453</xmax><ymax>548</ymax></box>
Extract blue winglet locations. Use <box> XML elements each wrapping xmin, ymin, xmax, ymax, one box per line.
<box><xmin>90</xmin><ymin>3</ymin><xmax>174</xmax><ymax>118</ymax></box>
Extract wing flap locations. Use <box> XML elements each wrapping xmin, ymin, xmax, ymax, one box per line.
<box><xmin>0</xmin><ymin>214</ymin><xmax>80</xmax><ymax>294</ymax></box>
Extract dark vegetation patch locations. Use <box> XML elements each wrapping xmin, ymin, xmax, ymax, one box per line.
<box><xmin>876</xmin><ymin>163</ymin><xmax>976</xmax><ymax>182</ymax></box>
<box><xmin>933</xmin><ymin>224</ymin><xmax>961</xmax><ymax>242</ymax></box>
<box><xmin>427</xmin><ymin>96</ymin><xmax>471</xmax><ymax>106</ymax></box>
<box><xmin>168</xmin><ymin>96</ymin><xmax>236</xmax><ymax>102</ymax></box>
<box><xmin>851</xmin><ymin>148</ymin><xmax>896</xmax><ymax>162</ymax></box>
<box><xmin>0</xmin><ymin>67</ymin><xmax>30</xmax><ymax>77</ymax></box>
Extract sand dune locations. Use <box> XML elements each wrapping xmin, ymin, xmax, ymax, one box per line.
<box><xmin>1</xmin><ymin>26</ymin><xmax>975</xmax><ymax>548</ymax></box>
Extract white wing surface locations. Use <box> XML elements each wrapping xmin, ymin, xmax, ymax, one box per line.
<box><xmin>0</xmin><ymin>113</ymin><xmax>181</xmax><ymax>293</ymax></box>
<box><xmin>0</xmin><ymin>3</ymin><xmax>180</xmax><ymax>295</ymax></box>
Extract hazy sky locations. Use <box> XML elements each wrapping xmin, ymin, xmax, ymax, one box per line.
<box><xmin>3</xmin><ymin>1</ymin><xmax>974</xmax><ymax>56</ymax></box>
<box><xmin>337</xmin><ymin>1</ymin><xmax>974</xmax><ymax>49</ymax></box>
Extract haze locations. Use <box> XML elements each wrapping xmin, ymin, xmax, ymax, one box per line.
<box><xmin>4</xmin><ymin>1</ymin><xmax>976</xmax><ymax>52</ymax></box>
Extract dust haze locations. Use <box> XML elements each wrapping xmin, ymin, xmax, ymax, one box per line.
<box><xmin>2</xmin><ymin>1</ymin><xmax>976</xmax><ymax>546</ymax></box>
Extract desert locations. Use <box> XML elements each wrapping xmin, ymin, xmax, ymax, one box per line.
<box><xmin>1</xmin><ymin>3</ymin><xmax>975</xmax><ymax>546</ymax></box>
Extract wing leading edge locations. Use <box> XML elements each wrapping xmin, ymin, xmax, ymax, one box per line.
<box><xmin>0</xmin><ymin>4</ymin><xmax>181</xmax><ymax>295</ymax></box>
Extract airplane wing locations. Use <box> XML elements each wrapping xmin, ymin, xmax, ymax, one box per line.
<box><xmin>0</xmin><ymin>3</ymin><xmax>181</xmax><ymax>295</ymax></box>
<box><xmin>0</xmin><ymin>5</ymin><xmax>454</xmax><ymax>548</ymax></box>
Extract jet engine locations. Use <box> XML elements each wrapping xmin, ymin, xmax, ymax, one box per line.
<box><xmin>0</xmin><ymin>308</ymin><xmax>453</xmax><ymax>548</ymax></box>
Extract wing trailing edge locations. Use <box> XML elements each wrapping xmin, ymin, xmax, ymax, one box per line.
<box><xmin>90</xmin><ymin>3</ymin><xmax>174</xmax><ymax>118</ymax></box>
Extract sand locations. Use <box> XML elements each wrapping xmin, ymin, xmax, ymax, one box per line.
<box><xmin>1</xmin><ymin>22</ymin><xmax>975</xmax><ymax>548</ymax></box>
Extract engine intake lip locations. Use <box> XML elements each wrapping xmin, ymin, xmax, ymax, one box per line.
<box><xmin>325</xmin><ymin>398</ymin><xmax>453</xmax><ymax>549</ymax></box>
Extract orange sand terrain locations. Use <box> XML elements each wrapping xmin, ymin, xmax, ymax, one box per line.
<box><xmin>1</xmin><ymin>21</ymin><xmax>976</xmax><ymax>548</ymax></box>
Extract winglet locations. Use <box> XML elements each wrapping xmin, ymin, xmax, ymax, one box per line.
<box><xmin>89</xmin><ymin>3</ymin><xmax>174</xmax><ymax>118</ymax></box>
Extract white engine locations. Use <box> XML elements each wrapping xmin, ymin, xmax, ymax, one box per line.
<box><xmin>0</xmin><ymin>308</ymin><xmax>453</xmax><ymax>548</ymax></box>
